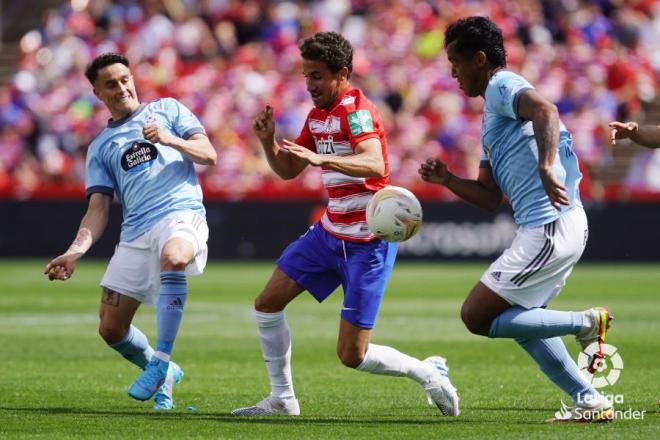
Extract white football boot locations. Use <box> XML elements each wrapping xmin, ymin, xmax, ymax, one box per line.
<box><xmin>422</xmin><ymin>356</ymin><xmax>460</xmax><ymax>416</ymax></box>
<box><xmin>231</xmin><ymin>395</ymin><xmax>300</xmax><ymax>416</ymax></box>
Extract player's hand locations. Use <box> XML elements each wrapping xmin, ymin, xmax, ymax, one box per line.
<box><xmin>253</xmin><ymin>105</ymin><xmax>276</xmax><ymax>144</ymax></box>
<box><xmin>608</xmin><ymin>121</ymin><xmax>638</xmax><ymax>145</ymax></box>
<box><xmin>418</xmin><ymin>158</ymin><xmax>452</xmax><ymax>185</ymax></box>
<box><xmin>539</xmin><ymin>168</ymin><xmax>569</xmax><ymax>210</ymax></box>
<box><xmin>143</xmin><ymin>123</ymin><xmax>175</xmax><ymax>146</ymax></box>
<box><xmin>281</xmin><ymin>139</ymin><xmax>323</xmax><ymax>166</ymax></box>
<box><xmin>43</xmin><ymin>252</ymin><xmax>81</xmax><ymax>281</ymax></box>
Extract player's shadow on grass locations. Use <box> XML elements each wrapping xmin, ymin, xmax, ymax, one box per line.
<box><xmin>0</xmin><ymin>406</ymin><xmax>553</xmax><ymax>425</ymax></box>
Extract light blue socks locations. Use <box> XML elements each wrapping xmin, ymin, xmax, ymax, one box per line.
<box><xmin>489</xmin><ymin>307</ymin><xmax>596</xmax><ymax>402</ymax></box>
<box><xmin>109</xmin><ymin>325</ymin><xmax>154</xmax><ymax>369</ymax></box>
<box><xmin>155</xmin><ymin>271</ymin><xmax>188</xmax><ymax>355</ymax></box>
<box><xmin>489</xmin><ymin>306</ymin><xmax>585</xmax><ymax>339</ymax></box>
<box><xmin>516</xmin><ymin>337</ymin><xmax>596</xmax><ymax>402</ymax></box>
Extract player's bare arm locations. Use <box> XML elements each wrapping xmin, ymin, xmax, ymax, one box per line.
<box><xmin>44</xmin><ymin>193</ymin><xmax>112</xmax><ymax>281</ymax></box>
<box><xmin>517</xmin><ymin>89</ymin><xmax>568</xmax><ymax>210</ymax></box>
<box><xmin>418</xmin><ymin>159</ymin><xmax>502</xmax><ymax>211</ymax></box>
<box><xmin>142</xmin><ymin>124</ymin><xmax>217</xmax><ymax>165</ymax></box>
<box><xmin>609</xmin><ymin>121</ymin><xmax>660</xmax><ymax>148</ymax></box>
<box><xmin>253</xmin><ymin>105</ymin><xmax>307</xmax><ymax>180</ymax></box>
<box><xmin>282</xmin><ymin>137</ymin><xmax>384</xmax><ymax>178</ymax></box>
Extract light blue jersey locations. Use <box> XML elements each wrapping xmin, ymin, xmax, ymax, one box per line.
<box><xmin>481</xmin><ymin>71</ymin><xmax>582</xmax><ymax>227</ymax></box>
<box><xmin>86</xmin><ymin>98</ymin><xmax>206</xmax><ymax>242</ymax></box>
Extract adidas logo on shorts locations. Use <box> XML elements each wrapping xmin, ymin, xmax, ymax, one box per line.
<box><xmin>490</xmin><ymin>271</ymin><xmax>502</xmax><ymax>282</ymax></box>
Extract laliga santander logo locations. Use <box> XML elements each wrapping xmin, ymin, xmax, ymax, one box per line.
<box><xmin>553</xmin><ymin>343</ymin><xmax>645</xmax><ymax>421</ymax></box>
<box><xmin>577</xmin><ymin>342</ymin><xmax>624</xmax><ymax>388</ymax></box>
<box><xmin>554</xmin><ymin>400</ymin><xmax>572</xmax><ymax>421</ymax></box>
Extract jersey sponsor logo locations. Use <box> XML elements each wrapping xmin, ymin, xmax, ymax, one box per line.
<box><xmin>314</xmin><ymin>135</ymin><xmax>336</xmax><ymax>155</ymax></box>
<box><xmin>340</xmin><ymin>95</ymin><xmax>356</xmax><ymax>106</ymax></box>
<box><xmin>309</xmin><ymin>116</ymin><xmax>341</xmax><ymax>134</ymax></box>
<box><xmin>121</xmin><ymin>142</ymin><xmax>159</xmax><ymax>172</ymax></box>
<box><xmin>347</xmin><ymin>110</ymin><xmax>374</xmax><ymax>136</ymax></box>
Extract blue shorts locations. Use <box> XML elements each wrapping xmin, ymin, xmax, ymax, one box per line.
<box><xmin>276</xmin><ymin>223</ymin><xmax>398</xmax><ymax>329</ymax></box>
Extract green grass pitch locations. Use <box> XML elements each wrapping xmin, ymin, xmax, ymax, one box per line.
<box><xmin>0</xmin><ymin>260</ymin><xmax>658</xmax><ymax>439</ymax></box>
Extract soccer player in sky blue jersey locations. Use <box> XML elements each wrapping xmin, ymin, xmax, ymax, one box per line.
<box><xmin>44</xmin><ymin>53</ymin><xmax>216</xmax><ymax>410</ymax></box>
<box><xmin>419</xmin><ymin>17</ymin><xmax>614</xmax><ymax>422</ymax></box>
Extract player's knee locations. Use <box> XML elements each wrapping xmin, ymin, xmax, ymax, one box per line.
<box><xmin>254</xmin><ymin>294</ymin><xmax>284</xmax><ymax>313</ymax></box>
<box><xmin>98</xmin><ymin>322</ymin><xmax>127</xmax><ymax>345</ymax></box>
<box><xmin>159</xmin><ymin>251</ymin><xmax>188</xmax><ymax>271</ymax></box>
<box><xmin>337</xmin><ymin>349</ymin><xmax>363</xmax><ymax>369</ymax></box>
<box><xmin>460</xmin><ymin>302</ymin><xmax>489</xmax><ymax>336</ymax></box>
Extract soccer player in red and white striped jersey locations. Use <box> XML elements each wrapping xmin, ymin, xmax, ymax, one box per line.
<box><xmin>231</xmin><ymin>32</ymin><xmax>459</xmax><ymax>417</ymax></box>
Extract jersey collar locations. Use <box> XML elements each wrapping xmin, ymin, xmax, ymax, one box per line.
<box><xmin>107</xmin><ymin>103</ymin><xmax>147</xmax><ymax>128</ymax></box>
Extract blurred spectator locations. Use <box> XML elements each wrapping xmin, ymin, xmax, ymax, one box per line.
<box><xmin>0</xmin><ymin>0</ymin><xmax>658</xmax><ymax>200</ymax></box>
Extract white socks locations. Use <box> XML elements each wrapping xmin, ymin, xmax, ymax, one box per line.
<box><xmin>256</xmin><ymin>312</ymin><xmax>435</xmax><ymax>397</ymax></box>
<box><xmin>256</xmin><ymin>311</ymin><xmax>295</xmax><ymax>399</ymax></box>
<box><xmin>356</xmin><ymin>343</ymin><xmax>435</xmax><ymax>385</ymax></box>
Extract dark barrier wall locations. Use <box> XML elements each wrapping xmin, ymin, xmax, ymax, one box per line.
<box><xmin>1</xmin><ymin>201</ymin><xmax>659</xmax><ymax>261</ymax></box>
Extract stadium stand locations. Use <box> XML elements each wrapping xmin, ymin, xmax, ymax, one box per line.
<box><xmin>0</xmin><ymin>0</ymin><xmax>658</xmax><ymax>201</ymax></box>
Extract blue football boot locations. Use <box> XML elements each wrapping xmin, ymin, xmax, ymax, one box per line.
<box><xmin>153</xmin><ymin>362</ymin><xmax>184</xmax><ymax>410</ymax></box>
<box><xmin>128</xmin><ymin>357</ymin><xmax>169</xmax><ymax>401</ymax></box>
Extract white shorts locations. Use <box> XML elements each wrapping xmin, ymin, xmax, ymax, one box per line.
<box><xmin>480</xmin><ymin>206</ymin><xmax>588</xmax><ymax>309</ymax></box>
<box><xmin>100</xmin><ymin>211</ymin><xmax>209</xmax><ymax>306</ymax></box>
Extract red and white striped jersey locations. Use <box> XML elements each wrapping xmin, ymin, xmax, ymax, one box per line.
<box><xmin>295</xmin><ymin>86</ymin><xmax>389</xmax><ymax>242</ymax></box>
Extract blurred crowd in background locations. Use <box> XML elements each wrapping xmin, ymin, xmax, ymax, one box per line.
<box><xmin>1</xmin><ymin>0</ymin><xmax>659</xmax><ymax>201</ymax></box>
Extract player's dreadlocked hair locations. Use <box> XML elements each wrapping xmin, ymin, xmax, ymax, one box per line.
<box><xmin>299</xmin><ymin>32</ymin><xmax>353</xmax><ymax>78</ymax></box>
<box><xmin>445</xmin><ymin>16</ymin><xmax>507</xmax><ymax>68</ymax></box>
<box><xmin>85</xmin><ymin>53</ymin><xmax>130</xmax><ymax>84</ymax></box>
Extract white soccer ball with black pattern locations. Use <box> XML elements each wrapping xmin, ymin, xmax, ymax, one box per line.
<box><xmin>366</xmin><ymin>186</ymin><xmax>422</xmax><ymax>242</ymax></box>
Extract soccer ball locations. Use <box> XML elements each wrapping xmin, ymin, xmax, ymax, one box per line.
<box><xmin>366</xmin><ymin>185</ymin><xmax>422</xmax><ymax>242</ymax></box>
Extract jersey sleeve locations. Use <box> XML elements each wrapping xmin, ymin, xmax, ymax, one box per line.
<box><xmin>167</xmin><ymin>98</ymin><xmax>206</xmax><ymax>140</ymax></box>
<box><xmin>295</xmin><ymin>115</ymin><xmax>315</xmax><ymax>151</ymax></box>
<box><xmin>485</xmin><ymin>72</ymin><xmax>534</xmax><ymax>120</ymax></box>
<box><xmin>344</xmin><ymin>105</ymin><xmax>380</xmax><ymax>149</ymax></box>
<box><xmin>85</xmin><ymin>144</ymin><xmax>114</xmax><ymax>198</ymax></box>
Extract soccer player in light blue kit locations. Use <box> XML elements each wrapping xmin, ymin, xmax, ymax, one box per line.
<box><xmin>44</xmin><ymin>53</ymin><xmax>216</xmax><ymax>409</ymax></box>
<box><xmin>419</xmin><ymin>17</ymin><xmax>614</xmax><ymax>422</ymax></box>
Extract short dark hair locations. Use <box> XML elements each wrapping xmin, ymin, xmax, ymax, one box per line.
<box><xmin>299</xmin><ymin>32</ymin><xmax>353</xmax><ymax>78</ymax></box>
<box><xmin>84</xmin><ymin>53</ymin><xmax>130</xmax><ymax>84</ymax></box>
<box><xmin>445</xmin><ymin>16</ymin><xmax>507</xmax><ymax>68</ymax></box>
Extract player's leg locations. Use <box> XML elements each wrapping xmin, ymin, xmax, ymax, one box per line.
<box><xmin>99</xmin><ymin>288</ymin><xmax>153</xmax><ymax>368</ymax></box>
<box><xmin>230</xmin><ymin>266</ymin><xmax>305</xmax><ymax>416</ymax></box>
<box><xmin>99</xmin><ymin>240</ymin><xmax>158</xmax><ymax>371</ymax></box>
<box><xmin>153</xmin><ymin>237</ymin><xmax>194</xmax><ymax>361</ymax></box>
<box><xmin>517</xmin><ymin>337</ymin><xmax>612</xmax><ymax>422</ymax></box>
<box><xmin>339</xmin><ymin>238</ymin><xmax>459</xmax><ymax>416</ymax></box>
<box><xmin>461</xmin><ymin>281</ymin><xmax>588</xmax><ymax>339</ymax></box>
<box><xmin>464</xmin><ymin>208</ymin><xmax>612</xmax><ymax>356</ymax></box>
<box><xmin>337</xmin><ymin>319</ymin><xmax>458</xmax><ymax>416</ymax></box>
<box><xmin>128</xmin><ymin>237</ymin><xmax>193</xmax><ymax>401</ymax></box>
<box><xmin>462</xmin><ymin>208</ymin><xmax>612</xmax><ymax>418</ymax></box>
<box><xmin>130</xmin><ymin>212</ymin><xmax>208</xmax><ymax>402</ymax></box>
<box><xmin>232</xmin><ymin>224</ymin><xmax>340</xmax><ymax>416</ymax></box>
